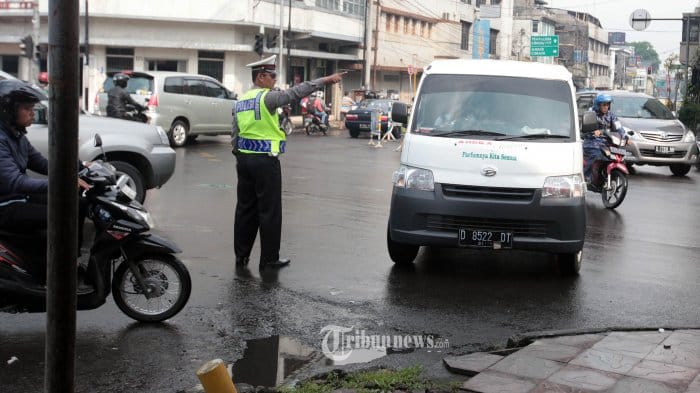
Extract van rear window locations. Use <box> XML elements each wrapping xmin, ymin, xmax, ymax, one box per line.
<box><xmin>102</xmin><ymin>75</ymin><xmax>153</xmax><ymax>95</ymax></box>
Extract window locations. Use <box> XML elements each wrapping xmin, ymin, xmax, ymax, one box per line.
<box><xmin>184</xmin><ymin>79</ymin><xmax>205</xmax><ymax>96</ymax></box>
<box><xmin>0</xmin><ymin>55</ymin><xmax>19</xmax><ymax>77</ymax></box>
<box><xmin>106</xmin><ymin>47</ymin><xmax>134</xmax><ymax>73</ymax></box>
<box><xmin>203</xmin><ymin>80</ymin><xmax>227</xmax><ymax>98</ymax></box>
<box><xmin>489</xmin><ymin>29</ymin><xmax>499</xmax><ymax>56</ymax></box>
<box><xmin>386</xmin><ymin>14</ymin><xmax>391</xmax><ymax>31</ymax></box>
<box><xmin>198</xmin><ymin>51</ymin><xmax>224</xmax><ymax>82</ymax></box>
<box><xmin>532</xmin><ymin>20</ymin><xmax>539</xmax><ymax>33</ymax></box>
<box><xmin>343</xmin><ymin>0</ymin><xmax>364</xmax><ymax>16</ymax></box>
<box><xmin>315</xmin><ymin>0</ymin><xmax>339</xmax><ymax>11</ymax></box>
<box><xmin>163</xmin><ymin>77</ymin><xmax>184</xmax><ymax>94</ymax></box>
<box><xmin>404</xmin><ymin>17</ymin><xmax>409</xmax><ymax>34</ymax></box>
<box><xmin>148</xmin><ymin>59</ymin><xmax>186</xmax><ymax>72</ymax></box>
<box><xmin>461</xmin><ymin>21</ymin><xmax>471</xmax><ymax>51</ymax></box>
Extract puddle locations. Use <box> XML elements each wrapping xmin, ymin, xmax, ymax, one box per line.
<box><xmin>231</xmin><ymin>335</ymin><xmax>316</xmax><ymax>387</ymax></box>
<box><xmin>231</xmin><ymin>335</ymin><xmax>391</xmax><ymax>386</ymax></box>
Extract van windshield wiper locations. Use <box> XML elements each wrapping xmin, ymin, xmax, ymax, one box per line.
<box><xmin>431</xmin><ymin>129</ymin><xmax>506</xmax><ymax>137</ymax></box>
<box><xmin>496</xmin><ymin>133</ymin><xmax>570</xmax><ymax>141</ymax></box>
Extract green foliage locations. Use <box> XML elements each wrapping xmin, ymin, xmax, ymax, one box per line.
<box><xmin>630</xmin><ymin>41</ymin><xmax>660</xmax><ymax>70</ymax></box>
<box><xmin>678</xmin><ymin>103</ymin><xmax>700</xmax><ymax>132</ymax></box>
<box><xmin>279</xmin><ymin>366</ymin><xmax>461</xmax><ymax>393</ymax></box>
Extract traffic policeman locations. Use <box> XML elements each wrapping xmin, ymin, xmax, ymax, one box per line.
<box><xmin>232</xmin><ymin>54</ymin><xmax>344</xmax><ymax>270</ymax></box>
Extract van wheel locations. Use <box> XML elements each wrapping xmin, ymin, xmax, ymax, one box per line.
<box><xmin>557</xmin><ymin>250</ymin><xmax>582</xmax><ymax>276</ymax></box>
<box><xmin>111</xmin><ymin>161</ymin><xmax>146</xmax><ymax>203</ymax></box>
<box><xmin>387</xmin><ymin>226</ymin><xmax>418</xmax><ymax>265</ymax></box>
<box><xmin>169</xmin><ymin>120</ymin><xmax>189</xmax><ymax>148</ymax></box>
<box><xmin>669</xmin><ymin>164</ymin><xmax>691</xmax><ymax>177</ymax></box>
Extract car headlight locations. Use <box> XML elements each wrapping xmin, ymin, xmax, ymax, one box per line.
<box><xmin>542</xmin><ymin>174</ymin><xmax>583</xmax><ymax>199</ymax></box>
<box><xmin>392</xmin><ymin>165</ymin><xmax>434</xmax><ymax>191</ymax></box>
<box><xmin>156</xmin><ymin>126</ymin><xmax>170</xmax><ymax>145</ymax></box>
<box><xmin>683</xmin><ymin>131</ymin><xmax>696</xmax><ymax>143</ymax></box>
<box><xmin>126</xmin><ymin>206</ymin><xmax>155</xmax><ymax>229</ymax></box>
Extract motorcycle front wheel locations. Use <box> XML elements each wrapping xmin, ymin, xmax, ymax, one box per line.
<box><xmin>112</xmin><ymin>254</ymin><xmax>191</xmax><ymax>323</ymax></box>
<box><xmin>602</xmin><ymin>169</ymin><xmax>627</xmax><ymax>209</ymax></box>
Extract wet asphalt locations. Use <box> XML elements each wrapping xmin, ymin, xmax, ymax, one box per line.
<box><xmin>1</xmin><ymin>130</ymin><xmax>699</xmax><ymax>392</ymax></box>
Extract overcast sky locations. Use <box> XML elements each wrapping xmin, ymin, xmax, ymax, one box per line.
<box><xmin>546</xmin><ymin>0</ymin><xmax>697</xmax><ymax>60</ymax></box>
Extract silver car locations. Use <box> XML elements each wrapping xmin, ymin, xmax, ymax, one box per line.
<box><xmin>95</xmin><ymin>71</ymin><xmax>237</xmax><ymax>148</ymax></box>
<box><xmin>27</xmin><ymin>103</ymin><xmax>176</xmax><ymax>203</ymax></box>
<box><xmin>577</xmin><ymin>91</ymin><xmax>699</xmax><ymax>176</ymax></box>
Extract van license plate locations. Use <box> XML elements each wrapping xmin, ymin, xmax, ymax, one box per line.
<box><xmin>655</xmin><ymin>146</ymin><xmax>674</xmax><ymax>154</ymax></box>
<box><xmin>359</xmin><ymin>123</ymin><xmax>370</xmax><ymax>129</ymax></box>
<box><xmin>458</xmin><ymin>228</ymin><xmax>513</xmax><ymax>249</ymax></box>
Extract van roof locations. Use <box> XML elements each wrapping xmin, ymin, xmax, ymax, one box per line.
<box><xmin>424</xmin><ymin>59</ymin><xmax>572</xmax><ymax>82</ymax></box>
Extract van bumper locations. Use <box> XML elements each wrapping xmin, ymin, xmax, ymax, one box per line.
<box><xmin>388</xmin><ymin>184</ymin><xmax>585</xmax><ymax>254</ymax></box>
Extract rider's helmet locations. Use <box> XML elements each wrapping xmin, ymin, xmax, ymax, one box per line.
<box><xmin>0</xmin><ymin>79</ymin><xmax>45</xmax><ymax>125</ymax></box>
<box><xmin>113</xmin><ymin>73</ymin><xmax>130</xmax><ymax>88</ymax></box>
<box><xmin>593</xmin><ymin>93</ymin><xmax>613</xmax><ymax>111</ymax></box>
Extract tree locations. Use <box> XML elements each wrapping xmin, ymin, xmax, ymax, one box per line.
<box><xmin>630</xmin><ymin>41</ymin><xmax>660</xmax><ymax>71</ymax></box>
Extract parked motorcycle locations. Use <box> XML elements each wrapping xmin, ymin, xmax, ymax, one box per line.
<box><xmin>586</xmin><ymin>124</ymin><xmax>630</xmax><ymax>209</ymax></box>
<box><xmin>304</xmin><ymin>112</ymin><xmax>328</xmax><ymax>136</ymax></box>
<box><xmin>278</xmin><ymin>104</ymin><xmax>293</xmax><ymax>135</ymax></box>
<box><xmin>0</xmin><ymin>135</ymin><xmax>191</xmax><ymax>322</ymax></box>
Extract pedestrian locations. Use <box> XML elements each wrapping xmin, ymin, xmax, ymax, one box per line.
<box><xmin>231</xmin><ymin>54</ymin><xmax>345</xmax><ymax>270</ymax></box>
<box><xmin>340</xmin><ymin>91</ymin><xmax>355</xmax><ymax>122</ymax></box>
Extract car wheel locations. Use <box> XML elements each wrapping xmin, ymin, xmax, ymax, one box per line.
<box><xmin>186</xmin><ymin>134</ymin><xmax>199</xmax><ymax>143</ymax></box>
<box><xmin>169</xmin><ymin>120</ymin><xmax>189</xmax><ymax>148</ymax></box>
<box><xmin>387</xmin><ymin>225</ymin><xmax>418</xmax><ymax>265</ymax></box>
<box><xmin>669</xmin><ymin>164</ymin><xmax>691</xmax><ymax>177</ymax></box>
<box><xmin>349</xmin><ymin>128</ymin><xmax>360</xmax><ymax>138</ymax></box>
<box><xmin>557</xmin><ymin>250</ymin><xmax>581</xmax><ymax>276</ymax></box>
<box><xmin>111</xmin><ymin>160</ymin><xmax>146</xmax><ymax>203</ymax></box>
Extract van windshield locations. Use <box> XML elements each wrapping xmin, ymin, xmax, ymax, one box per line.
<box><xmin>412</xmin><ymin>74</ymin><xmax>574</xmax><ymax>140</ymax></box>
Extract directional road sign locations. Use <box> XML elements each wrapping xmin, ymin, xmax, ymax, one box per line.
<box><xmin>530</xmin><ymin>35</ymin><xmax>559</xmax><ymax>57</ymax></box>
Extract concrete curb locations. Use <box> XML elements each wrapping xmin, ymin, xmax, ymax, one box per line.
<box><xmin>507</xmin><ymin>325</ymin><xmax>700</xmax><ymax>348</ymax></box>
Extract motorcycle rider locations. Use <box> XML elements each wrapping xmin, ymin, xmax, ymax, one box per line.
<box><xmin>106</xmin><ymin>73</ymin><xmax>147</xmax><ymax>121</ymax></box>
<box><xmin>583</xmin><ymin>93</ymin><xmax>626</xmax><ymax>185</ymax></box>
<box><xmin>310</xmin><ymin>92</ymin><xmax>329</xmax><ymax>128</ymax></box>
<box><xmin>0</xmin><ymin>79</ymin><xmax>90</xmax><ymax>289</ymax></box>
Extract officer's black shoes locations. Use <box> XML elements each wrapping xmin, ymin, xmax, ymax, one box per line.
<box><xmin>235</xmin><ymin>256</ymin><xmax>250</xmax><ymax>267</ymax></box>
<box><xmin>259</xmin><ymin>258</ymin><xmax>291</xmax><ymax>270</ymax></box>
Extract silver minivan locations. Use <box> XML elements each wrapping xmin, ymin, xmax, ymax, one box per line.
<box><xmin>96</xmin><ymin>71</ymin><xmax>237</xmax><ymax>147</ymax></box>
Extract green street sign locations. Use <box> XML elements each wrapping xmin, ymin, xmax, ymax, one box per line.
<box><xmin>530</xmin><ymin>35</ymin><xmax>559</xmax><ymax>57</ymax></box>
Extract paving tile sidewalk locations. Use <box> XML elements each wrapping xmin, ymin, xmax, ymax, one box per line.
<box><xmin>444</xmin><ymin>329</ymin><xmax>700</xmax><ymax>393</ymax></box>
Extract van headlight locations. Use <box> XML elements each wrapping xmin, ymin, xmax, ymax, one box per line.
<box><xmin>683</xmin><ymin>131</ymin><xmax>696</xmax><ymax>143</ymax></box>
<box><xmin>542</xmin><ymin>174</ymin><xmax>583</xmax><ymax>199</ymax></box>
<box><xmin>392</xmin><ymin>165</ymin><xmax>434</xmax><ymax>191</ymax></box>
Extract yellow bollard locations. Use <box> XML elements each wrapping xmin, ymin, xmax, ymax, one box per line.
<box><xmin>196</xmin><ymin>359</ymin><xmax>237</xmax><ymax>393</ymax></box>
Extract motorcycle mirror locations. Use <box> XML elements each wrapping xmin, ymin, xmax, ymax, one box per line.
<box><xmin>627</xmin><ymin>130</ymin><xmax>635</xmax><ymax>136</ymax></box>
<box><xmin>93</xmin><ymin>134</ymin><xmax>102</xmax><ymax>147</ymax></box>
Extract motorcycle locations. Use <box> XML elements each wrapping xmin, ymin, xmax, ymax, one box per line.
<box><xmin>0</xmin><ymin>135</ymin><xmax>191</xmax><ymax>322</ymax></box>
<box><xmin>125</xmin><ymin>103</ymin><xmax>149</xmax><ymax>123</ymax></box>
<box><xmin>303</xmin><ymin>111</ymin><xmax>328</xmax><ymax>136</ymax></box>
<box><xmin>586</xmin><ymin>123</ymin><xmax>630</xmax><ymax>209</ymax></box>
<box><xmin>278</xmin><ymin>104</ymin><xmax>293</xmax><ymax>135</ymax></box>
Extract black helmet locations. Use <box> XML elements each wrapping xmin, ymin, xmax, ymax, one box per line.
<box><xmin>0</xmin><ymin>79</ymin><xmax>45</xmax><ymax>125</ymax></box>
<box><xmin>113</xmin><ymin>73</ymin><xmax>129</xmax><ymax>88</ymax></box>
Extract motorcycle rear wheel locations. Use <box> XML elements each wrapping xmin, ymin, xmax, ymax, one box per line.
<box><xmin>112</xmin><ymin>254</ymin><xmax>191</xmax><ymax>323</ymax></box>
<box><xmin>602</xmin><ymin>169</ymin><xmax>627</xmax><ymax>209</ymax></box>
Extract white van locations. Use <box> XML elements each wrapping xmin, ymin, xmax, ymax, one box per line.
<box><xmin>387</xmin><ymin>59</ymin><xmax>586</xmax><ymax>275</ymax></box>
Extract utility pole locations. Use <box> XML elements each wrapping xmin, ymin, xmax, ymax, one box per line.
<box><xmin>371</xmin><ymin>0</ymin><xmax>380</xmax><ymax>91</ymax></box>
<box><xmin>46</xmin><ymin>0</ymin><xmax>80</xmax><ymax>392</ymax></box>
<box><xmin>278</xmin><ymin>0</ymin><xmax>285</xmax><ymax>86</ymax></box>
<box><xmin>31</xmin><ymin>0</ymin><xmax>40</xmax><ymax>83</ymax></box>
<box><xmin>287</xmin><ymin>0</ymin><xmax>292</xmax><ymax>86</ymax></box>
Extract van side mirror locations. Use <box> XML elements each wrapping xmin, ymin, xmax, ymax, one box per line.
<box><xmin>581</xmin><ymin>111</ymin><xmax>597</xmax><ymax>134</ymax></box>
<box><xmin>391</xmin><ymin>102</ymin><xmax>408</xmax><ymax>124</ymax></box>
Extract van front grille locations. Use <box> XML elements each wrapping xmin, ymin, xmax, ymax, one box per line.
<box><xmin>442</xmin><ymin>184</ymin><xmax>535</xmax><ymax>201</ymax></box>
<box><xmin>425</xmin><ymin>215</ymin><xmax>548</xmax><ymax>237</ymax></box>
<box><xmin>639</xmin><ymin>132</ymin><xmax>682</xmax><ymax>142</ymax></box>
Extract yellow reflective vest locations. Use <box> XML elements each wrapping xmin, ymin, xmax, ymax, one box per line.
<box><xmin>234</xmin><ymin>88</ymin><xmax>284</xmax><ymax>155</ymax></box>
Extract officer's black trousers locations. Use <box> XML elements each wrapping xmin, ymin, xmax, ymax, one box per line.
<box><xmin>234</xmin><ymin>154</ymin><xmax>282</xmax><ymax>264</ymax></box>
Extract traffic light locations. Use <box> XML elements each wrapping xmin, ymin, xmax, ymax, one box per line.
<box><xmin>19</xmin><ymin>35</ymin><xmax>33</xmax><ymax>59</ymax></box>
<box><xmin>254</xmin><ymin>33</ymin><xmax>264</xmax><ymax>57</ymax></box>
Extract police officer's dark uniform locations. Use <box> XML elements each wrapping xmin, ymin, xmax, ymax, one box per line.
<box><xmin>106</xmin><ymin>73</ymin><xmax>146</xmax><ymax>121</ymax></box>
<box><xmin>232</xmin><ymin>55</ymin><xmax>344</xmax><ymax>270</ymax></box>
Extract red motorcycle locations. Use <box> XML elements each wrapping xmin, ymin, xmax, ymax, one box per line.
<box><xmin>303</xmin><ymin>111</ymin><xmax>328</xmax><ymax>136</ymax></box>
<box><xmin>586</xmin><ymin>124</ymin><xmax>630</xmax><ymax>209</ymax></box>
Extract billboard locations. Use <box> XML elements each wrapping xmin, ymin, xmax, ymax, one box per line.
<box><xmin>473</xmin><ymin>19</ymin><xmax>490</xmax><ymax>59</ymax></box>
<box><xmin>608</xmin><ymin>32</ymin><xmax>626</xmax><ymax>45</ymax></box>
